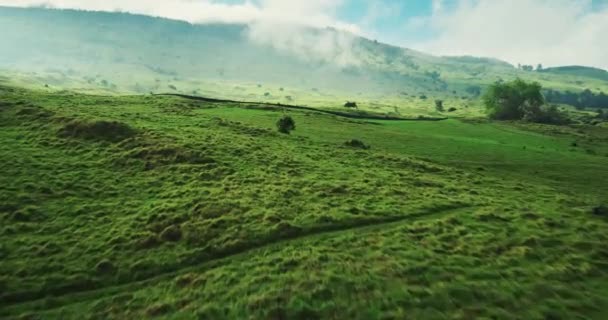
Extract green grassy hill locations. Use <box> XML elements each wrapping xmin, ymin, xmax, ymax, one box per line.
<box><xmin>1</xmin><ymin>84</ymin><xmax>608</xmax><ymax>319</ymax></box>
<box><xmin>541</xmin><ymin>66</ymin><xmax>608</xmax><ymax>82</ymax></box>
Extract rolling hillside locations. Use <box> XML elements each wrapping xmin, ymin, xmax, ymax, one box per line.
<box><xmin>1</xmin><ymin>84</ymin><xmax>608</xmax><ymax>318</ymax></box>
<box><xmin>1</xmin><ymin>5</ymin><xmax>606</xmax><ymax>111</ymax></box>
<box><xmin>540</xmin><ymin>66</ymin><xmax>608</xmax><ymax>82</ymax></box>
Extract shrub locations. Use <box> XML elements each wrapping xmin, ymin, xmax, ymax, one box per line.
<box><xmin>344</xmin><ymin>101</ymin><xmax>358</xmax><ymax>109</ymax></box>
<box><xmin>344</xmin><ymin>139</ymin><xmax>370</xmax><ymax>149</ymax></box>
<box><xmin>435</xmin><ymin>100</ymin><xmax>444</xmax><ymax>112</ymax></box>
<box><xmin>276</xmin><ymin>115</ymin><xmax>296</xmax><ymax>134</ymax></box>
<box><xmin>448</xmin><ymin>107</ymin><xmax>458</xmax><ymax>112</ymax></box>
<box><xmin>593</xmin><ymin>205</ymin><xmax>608</xmax><ymax>216</ymax></box>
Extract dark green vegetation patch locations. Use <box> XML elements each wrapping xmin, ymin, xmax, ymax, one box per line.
<box><xmin>58</xmin><ymin>119</ymin><xmax>137</xmax><ymax>142</ymax></box>
<box><xmin>1</xmin><ymin>86</ymin><xmax>608</xmax><ymax>319</ymax></box>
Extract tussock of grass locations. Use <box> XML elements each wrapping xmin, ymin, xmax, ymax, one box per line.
<box><xmin>344</xmin><ymin>139</ymin><xmax>370</xmax><ymax>149</ymax></box>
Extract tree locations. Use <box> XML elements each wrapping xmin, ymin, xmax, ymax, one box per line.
<box><xmin>435</xmin><ymin>100</ymin><xmax>444</xmax><ymax>112</ymax></box>
<box><xmin>276</xmin><ymin>115</ymin><xmax>296</xmax><ymax>134</ymax></box>
<box><xmin>484</xmin><ymin>79</ymin><xmax>570</xmax><ymax>124</ymax></box>
<box><xmin>543</xmin><ymin>88</ymin><xmax>608</xmax><ymax>109</ymax></box>
<box><xmin>536</xmin><ymin>64</ymin><xmax>543</xmax><ymax>71</ymax></box>
<box><xmin>519</xmin><ymin>64</ymin><xmax>534</xmax><ymax>71</ymax></box>
<box><xmin>483</xmin><ymin>79</ymin><xmax>544</xmax><ymax>120</ymax></box>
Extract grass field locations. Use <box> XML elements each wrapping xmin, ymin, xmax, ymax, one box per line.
<box><xmin>1</xmin><ymin>84</ymin><xmax>608</xmax><ymax>319</ymax></box>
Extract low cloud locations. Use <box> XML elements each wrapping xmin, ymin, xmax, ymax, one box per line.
<box><xmin>0</xmin><ymin>0</ymin><xmax>363</xmax><ymax>66</ymax></box>
<box><xmin>248</xmin><ymin>22</ymin><xmax>361</xmax><ymax>67</ymax></box>
<box><xmin>243</xmin><ymin>0</ymin><xmax>362</xmax><ymax>66</ymax></box>
<box><xmin>412</xmin><ymin>0</ymin><xmax>608</xmax><ymax>69</ymax></box>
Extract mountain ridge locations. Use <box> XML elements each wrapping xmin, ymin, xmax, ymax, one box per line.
<box><xmin>0</xmin><ymin>5</ymin><xmax>606</xmax><ymax>106</ymax></box>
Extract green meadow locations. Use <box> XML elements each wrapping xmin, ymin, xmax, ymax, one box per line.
<box><xmin>1</xmin><ymin>84</ymin><xmax>607</xmax><ymax>319</ymax></box>
<box><xmin>1</xmin><ymin>6</ymin><xmax>608</xmax><ymax>319</ymax></box>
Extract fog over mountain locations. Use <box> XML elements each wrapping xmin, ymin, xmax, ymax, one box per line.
<box><xmin>0</xmin><ymin>6</ymin><xmax>605</xmax><ymax>102</ymax></box>
<box><xmin>1</xmin><ymin>0</ymin><xmax>607</xmax><ymax>70</ymax></box>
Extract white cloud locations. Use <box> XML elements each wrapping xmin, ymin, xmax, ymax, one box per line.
<box><xmin>0</xmin><ymin>0</ymin><xmax>362</xmax><ymax>30</ymax></box>
<box><xmin>248</xmin><ymin>21</ymin><xmax>361</xmax><ymax>66</ymax></box>
<box><xmin>0</xmin><ymin>0</ymin><xmax>363</xmax><ymax>66</ymax></box>
<box><xmin>411</xmin><ymin>0</ymin><xmax>608</xmax><ymax>69</ymax></box>
<box><xmin>431</xmin><ymin>0</ymin><xmax>443</xmax><ymax>14</ymax></box>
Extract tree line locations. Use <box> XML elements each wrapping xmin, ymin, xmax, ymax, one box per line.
<box><xmin>543</xmin><ymin>89</ymin><xmax>608</xmax><ymax>110</ymax></box>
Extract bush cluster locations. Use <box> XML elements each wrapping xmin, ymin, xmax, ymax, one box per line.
<box><xmin>276</xmin><ymin>115</ymin><xmax>296</xmax><ymax>134</ymax></box>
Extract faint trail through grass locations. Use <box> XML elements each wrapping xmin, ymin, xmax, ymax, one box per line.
<box><xmin>0</xmin><ymin>205</ymin><xmax>472</xmax><ymax>315</ymax></box>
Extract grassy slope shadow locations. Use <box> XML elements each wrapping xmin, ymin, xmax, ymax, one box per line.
<box><xmin>58</xmin><ymin>120</ymin><xmax>137</xmax><ymax>143</ymax></box>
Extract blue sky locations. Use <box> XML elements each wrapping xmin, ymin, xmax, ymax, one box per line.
<box><xmin>0</xmin><ymin>0</ymin><xmax>607</xmax><ymax>69</ymax></box>
<box><xmin>337</xmin><ymin>0</ymin><xmax>436</xmax><ymax>43</ymax></box>
<box><xmin>339</xmin><ymin>0</ymin><xmax>607</xmax><ymax>46</ymax></box>
<box><xmin>338</xmin><ymin>1</ymin><xmax>433</xmax><ymax>27</ymax></box>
